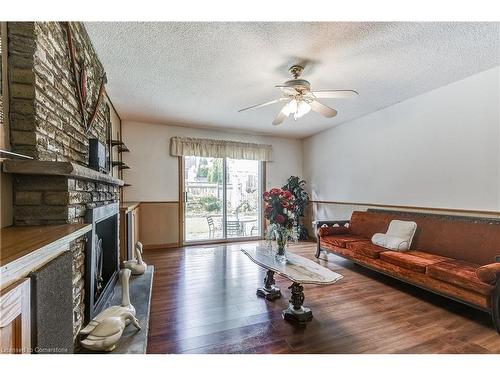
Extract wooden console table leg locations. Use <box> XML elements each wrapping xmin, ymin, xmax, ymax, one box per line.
<box><xmin>282</xmin><ymin>282</ymin><xmax>313</xmax><ymax>325</ymax></box>
<box><xmin>256</xmin><ymin>270</ymin><xmax>281</xmax><ymax>301</ymax></box>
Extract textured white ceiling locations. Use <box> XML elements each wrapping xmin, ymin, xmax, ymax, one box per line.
<box><xmin>85</xmin><ymin>22</ymin><xmax>500</xmax><ymax>138</ymax></box>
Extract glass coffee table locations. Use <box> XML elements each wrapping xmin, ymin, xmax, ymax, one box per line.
<box><xmin>241</xmin><ymin>245</ymin><xmax>343</xmax><ymax>325</ymax></box>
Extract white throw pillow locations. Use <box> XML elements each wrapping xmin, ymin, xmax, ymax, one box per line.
<box><xmin>372</xmin><ymin>233</ymin><xmax>410</xmax><ymax>251</ymax></box>
<box><xmin>371</xmin><ymin>220</ymin><xmax>417</xmax><ymax>251</ymax></box>
<box><xmin>386</xmin><ymin>220</ymin><xmax>417</xmax><ymax>245</ymax></box>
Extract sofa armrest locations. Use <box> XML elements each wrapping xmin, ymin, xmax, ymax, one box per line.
<box><xmin>314</xmin><ymin>220</ymin><xmax>350</xmax><ymax>258</ymax></box>
<box><xmin>476</xmin><ymin>262</ymin><xmax>500</xmax><ymax>285</ymax></box>
<box><xmin>313</xmin><ymin>220</ymin><xmax>350</xmax><ymax>238</ymax></box>
<box><xmin>313</xmin><ymin>220</ymin><xmax>350</xmax><ymax>229</ymax></box>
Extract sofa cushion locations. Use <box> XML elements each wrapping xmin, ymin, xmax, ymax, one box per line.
<box><xmin>476</xmin><ymin>263</ymin><xmax>500</xmax><ymax>285</ymax></box>
<box><xmin>320</xmin><ymin>240</ymin><xmax>357</xmax><ymax>258</ymax></box>
<box><xmin>404</xmin><ymin>251</ymin><xmax>452</xmax><ymax>263</ymax></box>
<box><xmin>321</xmin><ymin>234</ymin><xmax>365</xmax><ymax>248</ymax></box>
<box><xmin>386</xmin><ymin>220</ymin><xmax>418</xmax><ymax>242</ymax></box>
<box><xmin>372</xmin><ymin>233</ymin><xmax>411</xmax><ymax>251</ymax></box>
<box><xmin>379</xmin><ymin>251</ymin><xmax>450</xmax><ymax>273</ymax></box>
<box><xmin>426</xmin><ymin>260</ymin><xmax>494</xmax><ymax>296</ymax></box>
<box><xmin>346</xmin><ymin>240</ymin><xmax>388</xmax><ymax>259</ymax></box>
<box><xmin>371</xmin><ymin>219</ymin><xmax>418</xmax><ymax>251</ymax></box>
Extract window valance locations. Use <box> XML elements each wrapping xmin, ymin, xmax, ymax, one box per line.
<box><xmin>170</xmin><ymin>137</ymin><xmax>272</xmax><ymax>161</ymax></box>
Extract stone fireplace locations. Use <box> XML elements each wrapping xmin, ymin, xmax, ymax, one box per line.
<box><xmin>3</xmin><ymin>21</ymin><xmax>123</xmax><ymax>344</ymax></box>
<box><xmin>4</xmin><ymin>160</ymin><xmax>123</xmax><ymax>339</ymax></box>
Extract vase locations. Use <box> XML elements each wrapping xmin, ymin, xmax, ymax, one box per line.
<box><xmin>274</xmin><ymin>227</ymin><xmax>288</xmax><ymax>263</ymax></box>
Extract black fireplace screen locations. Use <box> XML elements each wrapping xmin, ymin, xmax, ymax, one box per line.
<box><xmin>85</xmin><ymin>202</ymin><xmax>120</xmax><ymax>321</ymax></box>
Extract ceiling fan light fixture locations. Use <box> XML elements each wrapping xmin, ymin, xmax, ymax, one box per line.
<box><xmin>238</xmin><ymin>64</ymin><xmax>357</xmax><ymax>125</ymax></box>
<box><xmin>283</xmin><ymin>99</ymin><xmax>311</xmax><ymax>120</ymax></box>
<box><xmin>295</xmin><ymin>100</ymin><xmax>311</xmax><ymax>120</ymax></box>
<box><xmin>283</xmin><ymin>99</ymin><xmax>298</xmax><ymax>116</ymax></box>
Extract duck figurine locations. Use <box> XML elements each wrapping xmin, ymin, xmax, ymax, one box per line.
<box><xmin>80</xmin><ymin>311</ymin><xmax>141</xmax><ymax>352</ymax></box>
<box><xmin>80</xmin><ymin>268</ymin><xmax>136</xmax><ymax>336</ymax></box>
<box><xmin>123</xmin><ymin>242</ymin><xmax>147</xmax><ymax>275</ymax></box>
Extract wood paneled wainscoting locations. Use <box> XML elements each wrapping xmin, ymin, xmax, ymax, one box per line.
<box><xmin>142</xmin><ymin>241</ymin><xmax>500</xmax><ymax>354</ymax></box>
<box><xmin>139</xmin><ymin>201</ymin><xmax>180</xmax><ymax>250</ymax></box>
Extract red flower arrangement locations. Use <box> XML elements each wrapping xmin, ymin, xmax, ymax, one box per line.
<box><xmin>263</xmin><ymin>187</ymin><xmax>296</xmax><ymax>230</ymax></box>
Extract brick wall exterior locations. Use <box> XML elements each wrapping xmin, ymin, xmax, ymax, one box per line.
<box><xmin>8</xmin><ymin>22</ymin><xmax>109</xmax><ymax>163</ymax></box>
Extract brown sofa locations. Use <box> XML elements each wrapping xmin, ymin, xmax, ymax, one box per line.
<box><xmin>315</xmin><ymin>209</ymin><xmax>500</xmax><ymax>333</ymax></box>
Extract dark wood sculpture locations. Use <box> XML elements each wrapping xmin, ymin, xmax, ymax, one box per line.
<box><xmin>256</xmin><ymin>270</ymin><xmax>281</xmax><ymax>301</ymax></box>
<box><xmin>63</xmin><ymin>22</ymin><xmax>107</xmax><ymax>134</ymax></box>
<box><xmin>80</xmin><ymin>64</ymin><xmax>87</xmax><ymax>105</ymax></box>
<box><xmin>282</xmin><ymin>282</ymin><xmax>313</xmax><ymax>324</ymax></box>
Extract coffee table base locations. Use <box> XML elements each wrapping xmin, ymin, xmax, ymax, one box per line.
<box><xmin>282</xmin><ymin>305</ymin><xmax>313</xmax><ymax>325</ymax></box>
<box><xmin>256</xmin><ymin>270</ymin><xmax>282</xmax><ymax>301</ymax></box>
<box><xmin>257</xmin><ymin>286</ymin><xmax>282</xmax><ymax>301</ymax></box>
<box><xmin>282</xmin><ymin>282</ymin><xmax>313</xmax><ymax>325</ymax></box>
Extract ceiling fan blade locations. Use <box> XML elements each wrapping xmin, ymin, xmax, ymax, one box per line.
<box><xmin>312</xmin><ymin>90</ymin><xmax>359</xmax><ymax>99</ymax></box>
<box><xmin>310</xmin><ymin>100</ymin><xmax>338</xmax><ymax>118</ymax></box>
<box><xmin>272</xmin><ymin>106</ymin><xmax>289</xmax><ymax>126</ymax></box>
<box><xmin>276</xmin><ymin>84</ymin><xmax>299</xmax><ymax>96</ymax></box>
<box><xmin>238</xmin><ymin>98</ymin><xmax>286</xmax><ymax>112</ymax></box>
<box><xmin>275</xmin><ymin>82</ymin><xmax>294</xmax><ymax>88</ymax></box>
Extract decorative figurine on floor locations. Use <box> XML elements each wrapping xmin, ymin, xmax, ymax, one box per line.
<box><xmin>123</xmin><ymin>241</ymin><xmax>147</xmax><ymax>275</ymax></box>
<box><xmin>80</xmin><ymin>312</ymin><xmax>141</xmax><ymax>352</ymax></box>
<box><xmin>80</xmin><ymin>269</ymin><xmax>136</xmax><ymax>340</ymax></box>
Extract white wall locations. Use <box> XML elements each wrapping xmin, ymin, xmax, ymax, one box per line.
<box><xmin>302</xmin><ymin>66</ymin><xmax>500</xmax><ymax>212</ymax></box>
<box><xmin>122</xmin><ymin>121</ymin><xmax>303</xmax><ymax>202</ymax></box>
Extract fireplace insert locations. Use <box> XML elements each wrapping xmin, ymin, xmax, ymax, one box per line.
<box><xmin>85</xmin><ymin>202</ymin><xmax>120</xmax><ymax>321</ymax></box>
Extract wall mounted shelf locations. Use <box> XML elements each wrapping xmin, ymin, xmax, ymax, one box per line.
<box><xmin>3</xmin><ymin>160</ymin><xmax>125</xmax><ymax>186</ymax></box>
<box><xmin>0</xmin><ymin>149</ymin><xmax>33</xmax><ymax>160</ymax></box>
<box><xmin>110</xmin><ymin>139</ymin><xmax>124</xmax><ymax>147</ymax></box>
<box><xmin>111</xmin><ymin>161</ymin><xmax>130</xmax><ymax>170</ymax></box>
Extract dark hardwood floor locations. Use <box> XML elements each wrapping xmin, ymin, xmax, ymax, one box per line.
<box><xmin>142</xmin><ymin>241</ymin><xmax>500</xmax><ymax>354</ymax></box>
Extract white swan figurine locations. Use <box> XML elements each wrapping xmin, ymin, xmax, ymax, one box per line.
<box><xmin>80</xmin><ymin>268</ymin><xmax>136</xmax><ymax>336</ymax></box>
<box><xmin>80</xmin><ymin>311</ymin><xmax>141</xmax><ymax>352</ymax></box>
<box><xmin>123</xmin><ymin>241</ymin><xmax>147</xmax><ymax>275</ymax></box>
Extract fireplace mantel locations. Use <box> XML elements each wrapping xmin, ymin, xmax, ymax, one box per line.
<box><xmin>0</xmin><ymin>223</ymin><xmax>92</xmax><ymax>289</ymax></box>
<box><xmin>3</xmin><ymin>160</ymin><xmax>124</xmax><ymax>186</ymax></box>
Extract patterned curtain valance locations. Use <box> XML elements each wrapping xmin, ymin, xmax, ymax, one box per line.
<box><xmin>170</xmin><ymin>137</ymin><xmax>272</xmax><ymax>161</ymax></box>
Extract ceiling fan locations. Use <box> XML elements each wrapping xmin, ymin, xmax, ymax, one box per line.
<box><xmin>238</xmin><ymin>65</ymin><xmax>358</xmax><ymax>125</ymax></box>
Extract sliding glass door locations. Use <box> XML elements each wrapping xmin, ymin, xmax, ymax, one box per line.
<box><xmin>183</xmin><ymin>156</ymin><xmax>224</xmax><ymax>242</ymax></box>
<box><xmin>183</xmin><ymin>156</ymin><xmax>263</xmax><ymax>243</ymax></box>
<box><xmin>226</xmin><ymin>158</ymin><xmax>261</xmax><ymax>239</ymax></box>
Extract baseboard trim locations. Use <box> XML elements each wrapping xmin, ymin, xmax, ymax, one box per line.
<box><xmin>143</xmin><ymin>243</ymin><xmax>179</xmax><ymax>250</ymax></box>
<box><xmin>139</xmin><ymin>201</ymin><xmax>180</xmax><ymax>204</ymax></box>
